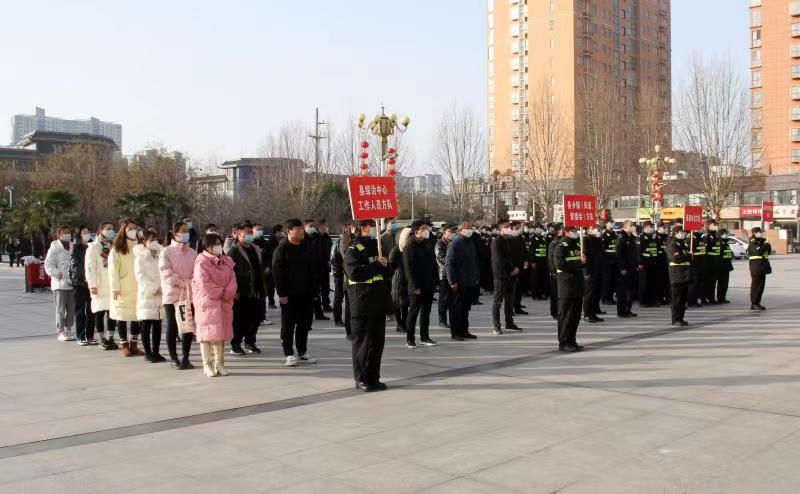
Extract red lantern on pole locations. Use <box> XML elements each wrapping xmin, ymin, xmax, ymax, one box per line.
<box><xmin>387</xmin><ymin>147</ymin><xmax>396</xmax><ymax>154</ymax></box>
<box><xmin>360</xmin><ymin>152</ymin><xmax>369</xmax><ymax>160</ymax></box>
<box><xmin>360</xmin><ymin>141</ymin><xmax>369</xmax><ymax>149</ymax></box>
<box><xmin>387</xmin><ymin>158</ymin><xmax>396</xmax><ymax>165</ymax></box>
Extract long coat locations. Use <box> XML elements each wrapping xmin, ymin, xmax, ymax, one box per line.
<box><xmin>85</xmin><ymin>239</ymin><xmax>111</xmax><ymax>312</ymax></box>
<box><xmin>108</xmin><ymin>240</ymin><xmax>139</xmax><ymax>322</ymax></box>
<box><xmin>159</xmin><ymin>241</ymin><xmax>196</xmax><ymax>305</ymax></box>
<box><xmin>133</xmin><ymin>244</ymin><xmax>164</xmax><ymax>321</ymax></box>
<box><xmin>192</xmin><ymin>251</ymin><xmax>237</xmax><ymax>342</ymax></box>
<box><xmin>43</xmin><ymin>240</ymin><xmax>73</xmax><ymax>290</ymax></box>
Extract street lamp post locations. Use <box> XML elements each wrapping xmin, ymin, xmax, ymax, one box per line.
<box><xmin>638</xmin><ymin>145</ymin><xmax>677</xmax><ymax>225</ymax></box>
<box><xmin>356</xmin><ymin>106</ymin><xmax>410</xmax><ymax>177</ymax></box>
<box><xmin>4</xmin><ymin>186</ymin><xmax>13</xmax><ymax>207</ymax></box>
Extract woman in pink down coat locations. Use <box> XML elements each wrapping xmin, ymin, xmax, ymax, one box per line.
<box><xmin>192</xmin><ymin>233</ymin><xmax>237</xmax><ymax>377</ymax></box>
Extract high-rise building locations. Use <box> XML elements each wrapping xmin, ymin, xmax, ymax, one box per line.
<box><xmin>749</xmin><ymin>0</ymin><xmax>800</xmax><ymax>175</ymax></box>
<box><xmin>11</xmin><ymin>107</ymin><xmax>122</xmax><ymax>149</ymax></box>
<box><xmin>487</xmin><ymin>0</ymin><xmax>672</xmax><ymax>178</ymax></box>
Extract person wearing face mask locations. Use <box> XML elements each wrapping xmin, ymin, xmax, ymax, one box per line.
<box><xmin>583</xmin><ymin>225</ymin><xmax>605</xmax><ymax>323</ymax></box>
<box><xmin>478</xmin><ymin>225</ymin><xmax>494</xmax><ymax>295</ymax></box>
<box><xmin>506</xmin><ymin>222</ymin><xmax>528</xmax><ymax>315</ymax></box>
<box><xmin>716</xmin><ymin>229</ymin><xmax>734</xmax><ymax>304</ymax></box>
<box><xmin>403</xmin><ymin>221</ymin><xmax>439</xmax><ymax>348</ymax></box>
<box><xmin>45</xmin><ymin>225</ymin><xmax>76</xmax><ymax>342</ymax></box>
<box><xmin>747</xmin><ymin>227</ymin><xmax>771</xmax><ymax>311</ymax></box>
<box><xmin>555</xmin><ymin>227</ymin><xmax>586</xmax><ymax>352</ymax></box>
<box><xmin>251</xmin><ymin>223</ymin><xmax>272</xmax><ymax>327</ymax></box>
<box><xmin>656</xmin><ymin>223</ymin><xmax>671</xmax><ymax>305</ymax></box>
<box><xmin>317</xmin><ymin>220</ymin><xmax>334</xmax><ymax>313</ymax></box>
<box><xmin>666</xmin><ymin>225</ymin><xmax>691</xmax><ymax>327</ymax></box>
<box><xmin>264</xmin><ymin>224</ymin><xmax>284</xmax><ymax>309</ymax></box>
<box><xmin>600</xmin><ymin>220</ymin><xmax>619</xmax><ymax>305</ymax></box>
<box><xmin>303</xmin><ymin>219</ymin><xmax>330</xmax><ymax>321</ymax></box>
<box><xmin>273</xmin><ymin>219</ymin><xmax>319</xmax><ymax>367</ymax></box>
<box><xmin>547</xmin><ymin>224</ymin><xmax>564</xmax><ymax>320</ymax></box>
<box><xmin>687</xmin><ymin>227</ymin><xmax>708</xmax><ymax>308</ymax></box>
<box><xmin>181</xmin><ymin>217</ymin><xmax>199</xmax><ymax>251</ymax></box>
<box><xmin>159</xmin><ymin>221</ymin><xmax>198</xmax><ymax>369</ymax></box>
<box><xmin>193</xmin><ymin>233</ymin><xmax>237</xmax><ymax>377</ymax></box>
<box><xmin>69</xmin><ymin>226</ymin><xmax>96</xmax><ymax>346</ymax></box>
<box><xmin>491</xmin><ymin>221</ymin><xmax>523</xmax><ymax>334</ymax></box>
<box><xmin>133</xmin><ymin>231</ymin><xmax>165</xmax><ymax>363</ymax></box>
<box><xmin>637</xmin><ymin>221</ymin><xmax>660</xmax><ymax>308</ymax></box>
<box><xmin>332</xmin><ymin>223</ymin><xmax>354</xmax><ymax>333</ymax></box>
<box><xmin>109</xmin><ymin>219</ymin><xmax>144</xmax><ymax>357</ymax></box>
<box><xmin>388</xmin><ymin>228</ymin><xmax>411</xmax><ymax>334</ymax></box>
<box><xmin>615</xmin><ymin>220</ymin><xmax>638</xmax><ymax>318</ymax></box>
<box><xmin>86</xmin><ymin>222</ymin><xmax>117</xmax><ymax>350</ymax></box>
<box><xmin>344</xmin><ymin>219</ymin><xmax>390</xmax><ymax>391</ymax></box>
<box><xmin>435</xmin><ymin>226</ymin><xmax>454</xmax><ymax>328</ymax></box>
<box><xmin>380</xmin><ymin>218</ymin><xmax>398</xmax><ymax>263</ymax></box>
<box><xmin>227</xmin><ymin>221</ymin><xmax>266</xmax><ymax>355</ymax></box>
<box><xmin>444</xmin><ymin>221</ymin><xmax>481</xmax><ymax>341</ymax></box>
<box><xmin>703</xmin><ymin>220</ymin><xmax>721</xmax><ymax>305</ymax></box>
<box><xmin>530</xmin><ymin>225</ymin><xmax>550</xmax><ymax>300</ymax></box>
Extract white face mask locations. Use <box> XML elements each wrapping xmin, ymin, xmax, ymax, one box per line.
<box><xmin>146</xmin><ymin>241</ymin><xmax>158</xmax><ymax>250</ymax></box>
<box><xmin>126</xmin><ymin>229</ymin><xmax>138</xmax><ymax>240</ymax></box>
<box><xmin>709</xmin><ymin>225</ymin><xmax>718</xmax><ymax>232</ymax></box>
<box><xmin>569</xmin><ymin>232</ymin><xmax>579</xmax><ymax>240</ymax></box>
<box><xmin>606</xmin><ymin>223</ymin><xmax>614</xmax><ymax>230</ymax></box>
<box><xmin>644</xmin><ymin>227</ymin><xmax>654</xmax><ymax>235</ymax></box>
<box><xmin>211</xmin><ymin>245</ymin><xmax>223</xmax><ymax>256</ymax></box>
<box><xmin>592</xmin><ymin>230</ymin><xmax>601</xmax><ymax>238</ymax></box>
<box><xmin>676</xmin><ymin>233</ymin><xmax>686</xmax><ymax>240</ymax></box>
<box><xmin>420</xmin><ymin>229</ymin><xmax>430</xmax><ymax>240</ymax></box>
<box><xmin>755</xmin><ymin>232</ymin><xmax>763</xmax><ymax>238</ymax></box>
<box><xmin>658</xmin><ymin>228</ymin><xmax>665</xmax><ymax>235</ymax></box>
<box><xmin>461</xmin><ymin>229</ymin><xmax>474</xmax><ymax>238</ymax></box>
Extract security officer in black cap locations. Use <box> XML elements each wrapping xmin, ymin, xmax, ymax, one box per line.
<box><xmin>344</xmin><ymin>219</ymin><xmax>389</xmax><ymax>392</ymax></box>
<box><xmin>666</xmin><ymin>225</ymin><xmax>691</xmax><ymax>327</ymax></box>
<box><xmin>747</xmin><ymin>226</ymin><xmax>771</xmax><ymax>311</ymax></box>
<box><xmin>554</xmin><ymin>226</ymin><xmax>585</xmax><ymax>352</ymax></box>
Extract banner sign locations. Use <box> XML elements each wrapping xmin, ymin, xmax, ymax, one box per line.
<box><xmin>761</xmin><ymin>201</ymin><xmax>774</xmax><ymax>222</ymax></box>
<box><xmin>683</xmin><ymin>206</ymin><xmax>704</xmax><ymax>231</ymax></box>
<box><xmin>739</xmin><ymin>205</ymin><xmax>762</xmax><ymax>218</ymax></box>
<box><xmin>563</xmin><ymin>194</ymin><xmax>597</xmax><ymax>227</ymax></box>
<box><xmin>347</xmin><ymin>176</ymin><xmax>398</xmax><ymax>221</ymax></box>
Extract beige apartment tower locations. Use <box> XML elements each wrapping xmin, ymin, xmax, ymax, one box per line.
<box><xmin>750</xmin><ymin>0</ymin><xmax>800</xmax><ymax>175</ymax></box>
<box><xmin>487</xmin><ymin>0</ymin><xmax>672</xmax><ymax>178</ymax></box>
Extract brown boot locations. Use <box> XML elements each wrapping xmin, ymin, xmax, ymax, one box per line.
<box><xmin>120</xmin><ymin>341</ymin><xmax>132</xmax><ymax>357</ymax></box>
<box><xmin>129</xmin><ymin>340</ymin><xmax>145</xmax><ymax>356</ymax></box>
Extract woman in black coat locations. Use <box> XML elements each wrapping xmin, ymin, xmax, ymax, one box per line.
<box><xmin>389</xmin><ymin>228</ymin><xmax>411</xmax><ymax>333</ymax></box>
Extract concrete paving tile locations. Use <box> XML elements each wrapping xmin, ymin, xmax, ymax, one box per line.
<box><xmin>331</xmin><ymin>458</ymin><xmax>454</xmax><ymax>493</ymax></box>
<box><xmin>277</xmin><ymin>442</ymin><xmax>390</xmax><ymax>477</ymax></box>
<box><xmin>416</xmin><ymin>477</ymin><xmax>523</xmax><ymax>494</ymax></box>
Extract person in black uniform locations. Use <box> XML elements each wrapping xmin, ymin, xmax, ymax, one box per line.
<box><xmin>506</xmin><ymin>222</ymin><xmax>527</xmax><ymax>315</ymax></box>
<box><xmin>331</xmin><ymin>223</ymin><xmax>353</xmax><ymax>329</ymax></box>
<box><xmin>687</xmin><ymin>229</ymin><xmax>707</xmax><ymax>307</ymax></box>
<box><xmin>716</xmin><ymin>229</ymin><xmax>734</xmax><ymax>304</ymax></box>
<box><xmin>317</xmin><ymin>220</ymin><xmax>334</xmax><ymax>312</ymax></box>
<box><xmin>601</xmin><ymin>220</ymin><xmax>618</xmax><ymax>304</ymax></box>
<box><xmin>344</xmin><ymin>219</ymin><xmax>389</xmax><ymax>392</ymax></box>
<box><xmin>703</xmin><ymin>220</ymin><xmax>721</xmax><ymax>305</ymax></box>
<box><xmin>637</xmin><ymin>221</ymin><xmax>660</xmax><ymax>307</ymax></box>
<box><xmin>252</xmin><ymin>223</ymin><xmax>271</xmax><ymax>325</ymax></box>
<box><xmin>491</xmin><ymin>222</ymin><xmax>522</xmax><ymax>334</ymax></box>
<box><xmin>404</xmin><ymin>220</ymin><xmax>439</xmax><ymax>348</ymax></box>
<box><xmin>435</xmin><ymin>226</ymin><xmax>454</xmax><ymax>328</ymax></box>
<box><xmin>478</xmin><ymin>227</ymin><xmax>494</xmax><ymax>295</ymax></box>
<box><xmin>666</xmin><ymin>225</ymin><xmax>691</xmax><ymax>326</ymax></box>
<box><xmin>747</xmin><ymin>227</ymin><xmax>771</xmax><ymax>311</ymax></box>
<box><xmin>656</xmin><ymin>223</ymin><xmax>671</xmax><ymax>304</ymax></box>
<box><xmin>303</xmin><ymin>220</ymin><xmax>331</xmax><ymax>321</ymax></box>
<box><xmin>583</xmin><ymin>225</ymin><xmax>605</xmax><ymax>323</ymax></box>
<box><xmin>554</xmin><ymin>226</ymin><xmax>585</xmax><ymax>352</ymax></box>
<box><xmin>547</xmin><ymin>225</ymin><xmax>563</xmax><ymax>320</ymax></box>
<box><xmin>529</xmin><ymin>225</ymin><xmax>550</xmax><ymax>300</ymax></box>
<box><xmin>615</xmin><ymin>220</ymin><xmax>638</xmax><ymax>318</ymax></box>
<box><xmin>514</xmin><ymin>223</ymin><xmax>532</xmax><ymax>307</ymax></box>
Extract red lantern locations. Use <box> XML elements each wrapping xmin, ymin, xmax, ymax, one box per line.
<box><xmin>360</xmin><ymin>141</ymin><xmax>369</xmax><ymax>149</ymax></box>
<box><xmin>387</xmin><ymin>147</ymin><xmax>396</xmax><ymax>154</ymax></box>
<box><xmin>387</xmin><ymin>158</ymin><xmax>396</xmax><ymax>165</ymax></box>
<box><xmin>388</xmin><ymin>169</ymin><xmax>396</xmax><ymax>176</ymax></box>
<box><xmin>360</xmin><ymin>152</ymin><xmax>369</xmax><ymax>159</ymax></box>
<box><xmin>360</xmin><ymin>163</ymin><xmax>369</xmax><ymax>170</ymax></box>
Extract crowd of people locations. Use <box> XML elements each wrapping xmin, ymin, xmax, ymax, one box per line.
<box><xmin>40</xmin><ymin>214</ymin><xmax>773</xmax><ymax>391</ymax></box>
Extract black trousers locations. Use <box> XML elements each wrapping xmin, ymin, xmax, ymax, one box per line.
<box><xmin>716</xmin><ymin>270</ymin><xmax>730</xmax><ymax>302</ymax></box>
<box><xmin>333</xmin><ymin>275</ymin><xmax>345</xmax><ymax>322</ymax></box>
<box><xmin>703</xmin><ymin>261</ymin><xmax>720</xmax><ymax>303</ymax></box>
<box><xmin>492</xmin><ymin>277</ymin><xmax>516</xmax><ymax>328</ymax></box>
<box><xmin>265</xmin><ymin>274</ymin><xmax>276</xmax><ymax>306</ymax></box>
<box><xmin>437</xmin><ymin>279</ymin><xmax>452</xmax><ymax>324</ymax></box>
<box><xmin>232</xmin><ymin>296</ymin><xmax>261</xmax><ymax>346</ymax></box>
<box><xmin>450</xmin><ymin>285</ymin><xmax>476</xmax><ymax>338</ymax></box>
<box><xmin>750</xmin><ymin>274</ymin><xmax>766</xmax><ymax>305</ymax></box>
<box><xmin>344</xmin><ymin>290</ymin><xmax>351</xmax><ymax>337</ymax></box>
<box><xmin>616</xmin><ymin>270</ymin><xmax>635</xmax><ymax>315</ymax></box>
<box><xmin>140</xmin><ymin>319</ymin><xmax>163</xmax><ymax>356</ymax></box>
<box><xmin>164</xmin><ymin>304</ymin><xmax>192</xmax><ymax>360</ymax></box>
<box><xmin>280</xmin><ymin>300</ymin><xmax>312</xmax><ymax>356</ymax></box>
<box><xmin>348</xmin><ymin>284</ymin><xmax>386</xmax><ymax>384</ymax></box>
<box><xmin>670</xmin><ymin>282</ymin><xmax>688</xmax><ymax>323</ymax></box>
<box><xmin>514</xmin><ymin>269</ymin><xmax>529</xmax><ymax>308</ymax></box>
<box><xmin>395</xmin><ymin>305</ymin><xmax>408</xmax><ymax>331</ymax></box>
<box><xmin>319</xmin><ymin>271</ymin><xmax>331</xmax><ymax>308</ymax></box>
<box><xmin>687</xmin><ymin>267</ymin><xmax>704</xmax><ymax>305</ymax></box>
<box><xmin>583</xmin><ymin>273</ymin><xmax>600</xmax><ymax>318</ymax></box>
<box><xmin>74</xmin><ymin>285</ymin><xmax>94</xmax><ymax>341</ymax></box>
<box><xmin>601</xmin><ymin>258</ymin><xmax>617</xmax><ymax>302</ymax></box>
<box><xmin>116</xmin><ymin>321</ymin><xmax>140</xmax><ymax>341</ymax></box>
<box><xmin>550</xmin><ymin>274</ymin><xmax>559</xmax><ymax>318</ymax></box>
<box><xmin>659</xmin><ymin>261</ymin><xmax>671</xmax><ymax>303</ymax></box>
<box><xmin>94</xmin><ymin>310</ymin><xmax>116</xmax><ymax>337</ymax></box>
<box><xmin>558</xmin><ymin>297</ymin><xmax>582</xmax><ymax>347</ymax></box>
<box><xmin>530</xmin><ymin>261</ymin><xmax>549</xmax><ymax>298</ymax></box>
<box><xmin>407</xmin><ymin>289</ymin><xmax>434</xmax><ymax>342</ymax></box>
<box><xmin>638</xmin><ymin>265</ymin><xmax>658</xmax><ymax>306</ymax></box>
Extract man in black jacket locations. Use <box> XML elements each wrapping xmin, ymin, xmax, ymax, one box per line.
<box><xmin>317</xmin><ymin>219</ymin><xmax>334</xmax><ymax>312</ymax></box>
<box><xmin>304</xmin><ymin>219</ymin><xmax>331</xmax><ymax>321</ymax></box>
<box><xmin>601</xmin><ymin>221</ymin><xmax>618</xmax><ymax>304</ymax></box>
<box><xmin>273</xmin><ymin>218</ymin><xmax>318</xmax><ymax>367</ymax></box>
<box><xmin>716</xmin><ymin>229</ymin><xmax>734</xmax><ymax>304</ymax></box>
<box><xmin>491</xmin><ymin>222</ymin><xmax>522</xmax><ymax>334</ymax></box>
<box><xmin>435</xmin><ymin>226</ymin><xmax>454</xmax><ymax>328</ymax></box>
<box><xmin>265</xmin><ymin>224</ymin><xmax>283</xmax><ymax>308</ymax></box>
<box><xmin>507</xmin><ymin>222</ymin><xmax>528</xmax><ymax>315</ymax></box>
<box><xmin>445</xmin><ymin>222</ymin><xmax>481</xmax><ymax>341</ymax></box>
<box><xmin>404</xmin><ymin>220</ymin><xmax>439</xmax><ymax>348</ymax></box>
<box><xmin>615</xmin><ymin>220</ymin><xmax>638</xmax><ymax>318</ymax></box>
<box><xmin>226</xmin><ymin>221</ymin><xmax>265</xmax><ymax>355</ymax></box>
<box><xmin>331</xmin><ymin>223</ymin><xmax>353</xmax><ymax>330</ymax></box>
<box><xmin>252</xmin><ymin>223</ymin><xmax>271</xmax><ymax>325</ymax></box>
<box><xmin>555</xmin><ymin>226</ymin><xmax>585</xmax><ymax>352</ymax></box>
<box><xmin>666</xmin><ymin>226</ymin><xmax>691</xmax><ymax>326</ymax></box>
<box><xmin>637</xmin><ymin>221</ymin><xmax>660</xmax><ymax>307</ymax></box>
<box><xmin>583</xmin><ymin>225</ymin><xmax>605</xmax><ymax>323</ymax></box>
<box><xmin>547</xmin><ymin>225</ymin><xmax>563</xmax><ymax>320</ymax></box>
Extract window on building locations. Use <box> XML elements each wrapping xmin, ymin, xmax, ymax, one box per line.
<box><xmin>793</xmin><ymin>65</ymin><xmax>800</xmax><ymax>78</ymax></box>
<box><xmin>510</xmin><ymin>24</ymin><xmax>520</xmax><ymax>37</ymax></box>
<box><xmin>511</xmin><ymin>143</ymin><xmax>520</xmax><ymax>155</ymax></box>
<box><xmin>487</xmin><ymin>0</ymin><xmax>494</xmax><ymax>12</ymax></box>
<box><xmin>752</xmin><ymin>29</ymin><xmax>762</xmax><ymax>48</ymax></box>
<box><xmin>792</xmin><ymin>106</ymin><xmax>800</xmax><ymax>120</ymax></box>
<box><xmin>511</xmin><ymin>90</ymin><xmax>520</xmax><ymax>104</ymax></box>
<box><xmin>511</xmin><ymin>73</ymin><xmax>520</xmax><ymax>86</ymax></box>
<box><xmin>744</xmin><ymin>191</ymin><xmax>768</xmax><ymax>204</ymax></box>
<box><xmin>751</xmin><ymin>49</ymin><xmax>762</xmax><ymax>67</ymax></box>
<box><xmin>488</xmin><ymin>46</ymin><xmax>494</xmax><ymax>61</ymax></box>
<box><xmin>752</xmin><ymin>90</ymin><xmax>763</xmax><ymax>108</ymax></box>
<box><xmin>773</xmin><ymin>189</ymin><xmax>798</xmax><ymax>205</ymax></box>
<box><xmin>688</xmin><ymin>194</ymin><xmax>706</xmax><ymax>206</ymax></box>
<box><xmin>488</xmin><ymin>62</ymin><xmax>494</xmax><ymax>77</ymax></box>
<box><xmin>752</xmin><ymin>131</ymin><xmax>763</xmax><ymax>148</ymax></box>
<box><xmin>511</xmin><ymin>39</ymin><xmax>520</xmax><ymax>54</ymax></box>
<box><xmin>751</xmin><ymin>9</ymin><xmax>761</xmax><ymax>27</ymax></box>
<box><xmin>793</xmin><ymin>150</ymin><xmax>800</xmax><ymax>163</ymax></box>
<box><xmin>549</xmin><ymin>19</ymin><xmax>555</xmax><ymax>30</ymax></box>
<box><xmin>792</xmin><ymin>0</ymin><xmax>800</xmax><ymax>16</ymax></box>
<box><xmin>511</xmin><ymin>108</ymin><xmax>520</xmax><ymax>121</ymax></box>
<box><xmin>752</xmin><ymin>109</ymin><xmax>763</xmax><ymax>128</ymax></box>
<box><xmin>793</xmin><ymin>22</ymin><xmax>800</xmax><ymax>36</ymax></box>
<box><xmin>752</xmin><ymin>70</ymin><xmax>762</xmax><ymax>87</ymax></box>
<box><xmin>488</xmin><ymin>78</ymin><xmax>494</xmax><ymax>93</ymax></box>
<box><xmin>750</xmin><ymin>0</ymin><xmax>761</xmax><ymax>6</ymax></box>
<box><xmin>511</xmin><ymin>58</ymin><xmax>520</xmax><ymax>70</ymax></box>
<box><xmin>792</xmin><ymin>128</ymin><xmax>800</xmax><ymax>141</ymax></box>
<box><xmin>752</xmin><ymin>151</ymin><xmax>763</xmax><ymax>168</ymax></box>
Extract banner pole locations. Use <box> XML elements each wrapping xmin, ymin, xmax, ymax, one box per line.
<box><xmin>376</xmin><ymin>218</ymin><xmax>383</xmax><ymax>259</ymax></box>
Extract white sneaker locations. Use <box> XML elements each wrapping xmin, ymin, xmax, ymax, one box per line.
<box><xmin>298</xmin><ymin>353</ymin><xmax>316</xmax><ymax>364</ymax></box>
<box><xmin>78</xmin><ymin>339</ymin><xmax>90</xmax><ymax>347</ymax></box>
<box><xmin>57</xmin><ymin>332</ymin><xmax>69</xmax><ymax>342</ymax></box>
<box><xmin>285</xmin><ymin>355</ymin><xmax>297</xmax><ymax>367</ymax></box>
<box><xmin>406</xmin><ymin>342</ymin><xmax>417</xmax><ymax>349</ymax></box>
<box><xmin>65</xmin><ymin>331</ymin><xmax>76</xmax><ymax>341</ymax></box>
<box><xmin>263</xmin><ymin>318</ymin><xmax>273</xmax><ymax>326</ymax></box>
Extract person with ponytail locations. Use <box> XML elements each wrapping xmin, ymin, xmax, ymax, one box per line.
<box><xmin>108</xmin><ymin>219</ymin><xmax>143</xmax><ymax>357</ymax></box>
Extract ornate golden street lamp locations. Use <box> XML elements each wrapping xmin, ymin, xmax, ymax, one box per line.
<box><xmin>639</xmin><ymin>144</ymin><xmax>677</xmax><ymax>224</ymax></box>
<box><xmin>357</xmin><ymin>106</ymin><xmax>410</xmax><ymax>177</ymax></box>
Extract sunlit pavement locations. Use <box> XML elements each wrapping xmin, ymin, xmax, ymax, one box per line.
<box><xmin>1</xmin><ymin>257</ymin><xmax>799</xmax><ymax>493</ymax></box>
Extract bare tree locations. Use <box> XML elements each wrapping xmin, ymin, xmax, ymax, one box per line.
<box><xmin>674</xmin><ymin>54</ymin><xmax>750</xmax><ymax>219</ymax></box>
<box><xmin>520</xmin><ymin>85</ymin><xmax>573</xmax><ymax>220</ymax></box>
<box><xmin>432</xmin><ymin>103</ymin><xmax>485</xmax><ymax>219</ymax></box>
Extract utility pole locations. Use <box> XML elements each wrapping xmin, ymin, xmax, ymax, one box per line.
<box><xmin>308</xmin><ymin>107</ymin><xmax>328</xmax><ymax>177</ymax></box>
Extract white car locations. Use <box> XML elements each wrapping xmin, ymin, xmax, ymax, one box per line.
<box><xmin>727</xmin><ymin>237</ymin><xmax>748</xmax><ymax>260</ymax></box>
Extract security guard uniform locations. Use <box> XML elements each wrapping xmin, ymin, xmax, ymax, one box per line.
<box><xmin>601</xmin><ymin>228</ymin><xmax>618</xmax><ymax>304</ymax></box>
<box><xmin>344</xmin><ymin>234</ymin><xmax>389</xmax><ymax>390</ymax></box>
<box><xmin>615</xmin><ymin>231</ymin><xmax>637</xmax><ymax>317</ymax></box>
<box><xmin>687</xmin><ymin>232</ymin><xmax>707</xmax><ymax>306</ymax></box>
<box><xmin>666</xmin><ymin>234</ymin><xmax>691</xmax><ymax>325</ymax></box>
<box><xmin>555</xmin><ymin>235</ymin><xmax>585</xmax><ymax>350</ymax></box>
<box><xmin>657</xmin><ymin>229</ymin><xmax>671</xmax><ymax>303</ymax></box>
<box><xmin>704</xmin><ymin>231</ymin><xmax>720</xmax><ymax>303</ymax></box>
<box><xmin>637</xmin><ymin>231</ymin><xmax>660</xmax><ymax>306</ymax></box>
<box><xmin>747</xmin><ymin>235</ymin><xmax>771</xmax><ymax>308</ymax></box>
<box><xmin>530</xmin><ymin>231</ymin><xmax>550</xmax><ymax>299</ymax></box>
<box><xmin>716</xmin><ymin>237</ymin><xmax>734</xmax><ymax>303</ymax></box>
<box><xmin>547</xmin><ymin>234</ymin><xmax>562</xmax><ymax>319</ymax></box>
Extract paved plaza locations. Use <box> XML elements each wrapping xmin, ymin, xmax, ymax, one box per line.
<box><xmin>1</xmin><ymin>257</ymin><xmax>800</xmax><ymax>493</ymax></box>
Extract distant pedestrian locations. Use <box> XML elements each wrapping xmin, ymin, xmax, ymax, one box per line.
<box><xmin>44</xmin><ymin>225</ymin><xmax>76</xmax><ymax>342</ymax></box>
<box><xmin>70</xmin><ymin>226</ymin><xmax>96</xmax><ymax>345</ymax></box>
<box><xmin>748</xmin><ymin>227</ymin><xmax>771</xmax><ymax>311</ymax></box>
<box><xmin>666</xmin><ymin>225</ymin><xmax>691</xmax><ymax>327</ymax></box>
<box><xmin>444</xmin><ymin>221</ymin><xmax>480</xmax><ymax>341</ymax></box>
<box><xmin>404</xmin><ymin>220</ymin><xmax>439</xmax><ymax>348</ymax></box>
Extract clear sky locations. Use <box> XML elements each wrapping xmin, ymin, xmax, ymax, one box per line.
<box><xmin>0</xmin><ymin>0</ymin><xmax>747</xmax><ymax>174</ymax></box>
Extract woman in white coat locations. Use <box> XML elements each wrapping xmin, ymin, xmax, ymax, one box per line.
<box><xmin>134</xmin><ymin>231</ymin><xmax>165</xmax><ymax>363</ymax></box>
<box><xmin>109</xmin><ymin>219</ymin><xmax>143</xmax><ymax>357</ymax></box>
<box><xmin>86</xmin><ymin>222</ymin><xmax>118</xmax><ymax>350</ymax></box>
<box><xmin>43</xmin><ymin>225</ymin><xmax>75</xmax><ymax>342</ymax></box>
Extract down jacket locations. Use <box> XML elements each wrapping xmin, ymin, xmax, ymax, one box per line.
<box><xmin>108</xmin><ymin>240</ymin><xmax>139</xmax><ymax>322</ymax></box>
<box><xmin>85</xmin><ymin>239</ymin><xmax>112</xmax><ymax>312</ymax></box>
<box><xmin>159</xmin><ymin>240</ymin><xmax>197</xmax><ymax>305</ymax></box>
<box><xmin>44</xmin><ymin>240</ymin><xmax>73</xmax><ymax>290</ymax></box>
<box><xmin>192</xmin><ymin>251</ymin><xmax>237</xmax><ymax>342</ymax></box>
<box><xmin>133</xmin><ymin>243</ymin><xmax>164</xmax><ymax>321</ymax></box>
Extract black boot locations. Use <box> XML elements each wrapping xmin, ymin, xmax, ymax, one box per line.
<box><xmin>151</xmin><ymin>324</ymin><xmax>166</xmax><ymax>362</ymax></box>
<box><xmin>140</xmin><ymin>327</ymin><xmax>154</xmax><ymax>363</ymax></box>
<box><xmin>180</xmin><ymin>334</ymin><xmax>194</xmax><ymax>369</ymax></box>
